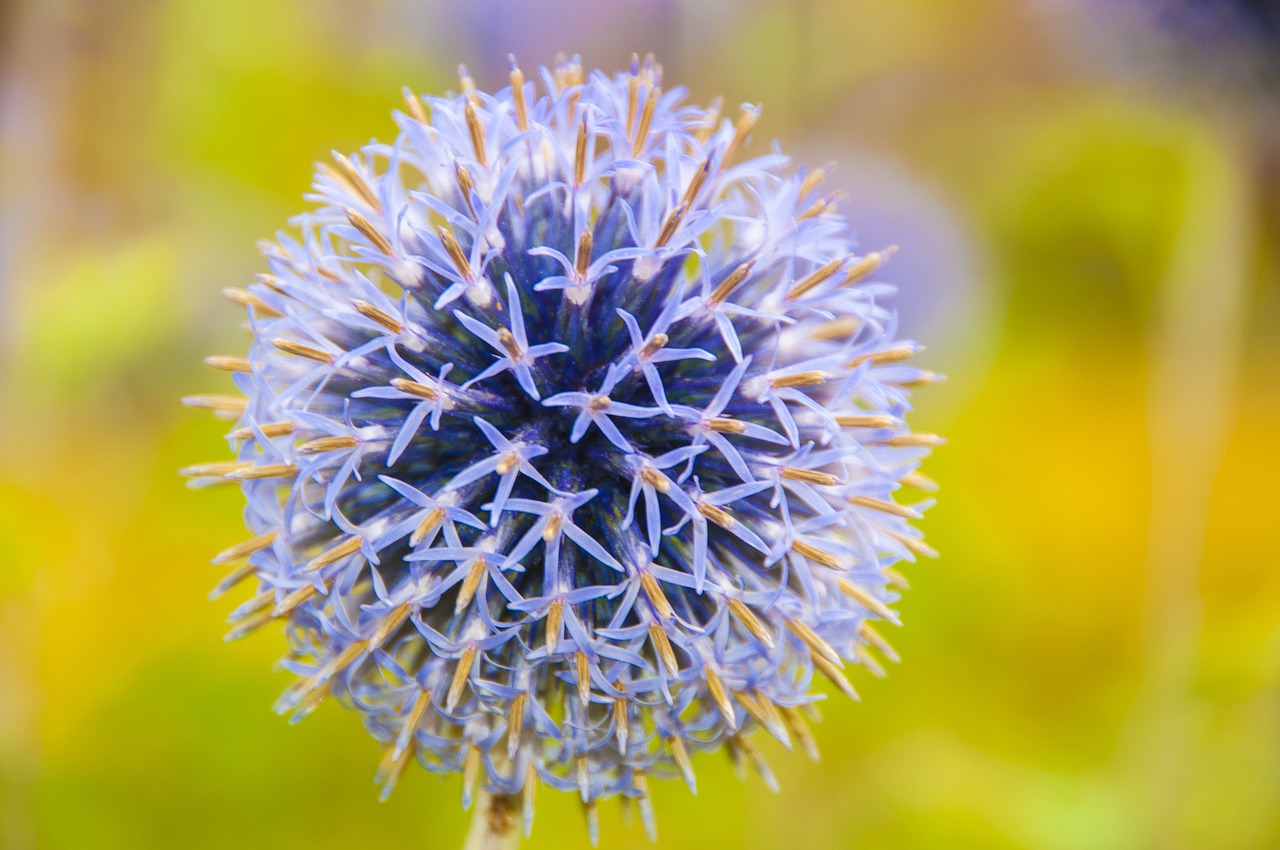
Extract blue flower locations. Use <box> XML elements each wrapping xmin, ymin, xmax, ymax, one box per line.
<box><xmin>185</xmin><ymin>54</ymin><xmax>941</xmax><ymax>844</ymax></box>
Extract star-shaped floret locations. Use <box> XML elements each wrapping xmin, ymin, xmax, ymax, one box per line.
<box><xmin>542</xmin><ymin>373</ymin><xmax>662</xmax><ymax>453</ymax></box>
<box><xmin>456</xmin><ymin>273</ymin><xmax>568</xmax><ymax>399</ymax></box>
<box><xmin>350</xmin><ymin>347</ymin><xmax>454</xmax><ymax>464</ymax></box>
<box><xmin>443</xmin><ymin>417</ymin><xmax>554</xmax><ymax>526</ymax></box>
<box><xmin>607</xmin><ymin>305</ymin><xmax>714</xmax><ymax>414</ymax></box>
<box><xmin>498</xmin><ymin>490</ymin><xmax>623</xmax><ymax>584</ymax></box>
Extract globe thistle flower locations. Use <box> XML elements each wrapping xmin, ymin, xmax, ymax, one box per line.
<box><xmin>183</xmin><ymin>55</ymin><xmax>941</xmax><ymax>846</ymax></box>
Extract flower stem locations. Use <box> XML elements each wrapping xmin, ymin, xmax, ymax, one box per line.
<box><xmin>462</xmin><ymin>790</ymin><xmax>522</xmax><ymax>850</ymax></box>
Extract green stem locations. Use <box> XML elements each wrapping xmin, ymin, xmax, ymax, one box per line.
<box><xmin>462</xmin><ymin>790</ymin><xmax>522</xmax><ymax>850</ymax></box>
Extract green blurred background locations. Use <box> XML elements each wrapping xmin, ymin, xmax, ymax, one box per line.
<box><xmin>2</xmin><ymin>0</ymin><xmax>1278</xmax><ymax>848</ymax></box>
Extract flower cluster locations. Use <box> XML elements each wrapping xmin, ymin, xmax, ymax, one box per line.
<box><xmin>184</xmin><ymin>55</ymin><xmax>940</xmax><ymax>842</ymax></box>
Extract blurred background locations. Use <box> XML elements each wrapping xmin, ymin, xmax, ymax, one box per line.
<box><xmin>1</xmin><ymin>0</ymin><xmax>1278</xmax><ymax>847</ymax></box>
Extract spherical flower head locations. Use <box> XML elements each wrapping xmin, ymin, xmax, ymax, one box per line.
<box><xmin>184</xmin><ymin>55</ymin><xmax>941</xmax><ymax>842</ymax></box>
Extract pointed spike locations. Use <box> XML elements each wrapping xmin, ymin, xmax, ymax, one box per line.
<box><xmin>315</xmin><ymin>639</ymin><xmax>370</xmax><ymax>686</ymax></box>
<box><xmin>223</xmin><ymin>608</ymin><xmax>274</xmax><ymax>641</ymax></box>
<box><xmin>436</xmin><ymin>224</ymin><xmax>472</xmax><ymax>279</ymax></box>
<box><xmin>640</xmin><ymin>572</ymin><xmax>674</xmax><ymax>620</ymax></box>
<box><xmin>694</xmin><ymin>96</ymin><xmax>721</xmax><ymax>143</ymax></box>
<box><xmin>326</xmin><ymin>153</ymin><xmax>381</xmax><ymax>211</ymax></box>
<box><xmin>464</xmin><ymin>99</ymin><xmax>487</xmax><ymax>167</ymax></box>
<box><xmin>613</xmin><ymin>696</ymin><xmax>629</xmax><ymax>755</ymax></box>
<box><xmin>735</xmin><ymin>690</ymin><xmax>790</xmax><ymax>747</ymax></box>
<box><xmin>900</xmin><ymin>470</ymin><xmax>939</xmax><ymax>492</ymax></box>
<box><xmin>209</xmin><ymin>563</ymin><xmax>256</xmax><ymax>600</ymax></box>
<box><xmin>736</xmin><ymin>734</ymin><xmax>779</xmax><ymax>792</ymax></box>
<box><xmin>574</xmin><ymin>118</ymin><xmax>589</xmax><ymax>187</ymax></box>
<box><xmin>877</xmin><ymin>432</ymin><xmax>946</xmax><ymax>449</ymax></box>
<box><xmin>507</xmin><ymin>693</ymin><xmax>527</xmax><ymax>760</ymax></box>
<box><xmin>296</xmin><ymin>435</ymin><xmax>358</xmax><ymax>455</ymax></box>
<box><xmin>883</xmin><ymin>567</ymin><xmax>911</xmax><ymax>590</ymax></box>
<box><xmin>626</xmin><ymin>67</ymin><xmax>640</xmax><ymax>137</ymax></box>
<box><xmin>727</xmin><ymin>735</ymin><xmax>747</xmax><ymax>780</ymax></box>
<box><xmin>855</xmin><ymin>645</ymin><xmax>888</xmax><ymax>678</ymax></box>
<box><xmin>879</xmin><ymin>524</ymin><xmax>939</xmax><ymax>558</ymax></box>
<box><xmin>395</xmin><ymin>690</ymin><xmax>431</xmax><ymax>760</ymax></box>
<box><xmin>786</xmin><ymin>619</ymin><xmax>842</xmax><ymax>667</ymax></box>
<box><xmin>811</xmin><ymin>315</ymin><xmax>861</xmax><ymax>340</ymax></box>
<box><xmin>391</xmin><ymin>376</ymin><xmax>439</xmax><ymax>400</ymax></box>
<box><xmin>410</xmin><ymin>507</ymin><xmax>445</xmax><ymax>547</ymax></box>
<box><xmin>633</xmin><ymin>771</ymin><xmax>657</xmax><ymax>841</ymax></box>
<box><xmin>228</xmin><ymin>421</ymin><xmax>293</xmax><ymax>441</ymax></box>
<box><xmin>446</xmin><ymin>645</ymin><xmax>477</xmax><ymax>711</ymax></box>
<box><xmin>811</xmin><ymin>650</ymin><xmax>860</xmax><ymax>701</ymax></box>
<box><xmin>461</xmin><ymin>744</ymin><xmax>480</xmax><ymax>809</ymax></box>
<box><xmin>402</xmin><ymin>86</ymin><xmax>429</xmax><ymax>125</ymax></box>
<box><xmin>768</xmin><ymin>370</ymin><xmax>829</xmax><ymax>389</ymax></box>
<box><xmin>835</xmin><ymin>413</ymin><xmax>898</xmax><ymax>429</ymax></box>
<box><xmin>707</xmin><ymin>260</ymin><xmax>755</xmax><ymax>307</ymax></box>
<box><xmin>226</xmin><ymin>589</ymin><xmax>274</xmax><ymax>623</ymax></box>
<box><xmin>344</xmin><ymin>208</ymin><xmax>394</xmax><ymax>256</ymax></box>
<box><xmin>781</xmin><ymin>466</ymin><xmax>840</xmax><ymax>486</ymax></box>
<box><xmin>631</xmin><ymin>84</ymin><xmax>660</xmax><ymax>158</ymax></box>
<box><xmin>351</xmin><ymin>299</ymin><xmax>403</xmax><ymax>333</ymax></box>
<box><xmin>754</xmin><ymin>692</ymin><xmax>791</xmax><ymax>750</ymax></box>
<box><xmin>542</xmin><ymin>512</ymin><xmax>564</xmax><ymax>543</ymax></box>
<box><xmin>455</xmin><ymin>556</ymin><xmax>487</xmax><ymax>613</ymax></box>
<box><xmin>649</xmin><ymin>623</ymin><xmax>678</xmax><ymax>674</ymax></box>
<box><xmin>288</xmin><ymin>679</ymin><xmax>331</xmax><ymax>724</ymax></box>
<box><xmin>786</xmin><ymin>257</ymin><xmax>846</xmax><ymax>300</ymax></box>
<box><xmin>575</xmin><ymin>226</ymin><xmax>593</xmax><ymax>280</ymax></box>
<box><xmin>273</xmin><ymin>675</ymin><xmax>313</xmax><ymax>715</ymax></box>
<box><xmin>272</xmin><ymin>580</ymin><xmax>323</xmax><ymax>618</ymax></box>
<box><xmin>845</xmin><ymin>342</ymin><xmax>920</xmax><ymax>369</ymax></box>
<box><xmin>576</xmin><ymin>651</ymin><xmax>591</xmax><ymax>707</ymax></box>
<box><xmin>222</xmin><ymin>287</ymin><xmax>282</xmax><ymax>318</ymax></box>
<box><xmin>842</xmin><ymin>245</ymin><xmax>898</xmax><ymax>286</ymax></box>
<box><xmin>704</xmin><ymin>667</ymin><xmax>736</xmax><ymax>728</ymax></box>
<box><xmin>576</xmin><ymin>754</ymin><xmax>591</xmax><ymax>802</ymax></box>
<box><xmin>180</xmin><ymin>460</ymin><xmax>251</xmax><ymax>478</ymax></box>
<box><xmin>780</xmin><ymin>705</ymin><xmax>821</xmax><ymax>761</ymax></box>
<box><xmin>797</xmin><ymin>192</ymin><xmax>840</xmax><ymax>222</ymax></box>
<box><xmin>369</xmin><ymin>602</ymin><xmax>411</xmax><ymax>651</ymax></box>
<box><xmin>667</xmin><ymin>735</ymin><xmax>697</xmax><ymax>794</ymax></box>
<box><xmin>654</xmin><ymin>201</ymin><xmax>689</xmax><ymax>249</ymax></box>
<box><xmin>204</xmin><ymin>355</ymin><xmax>252</xmax><ymax>373</ymax></box>
<box><xmin>457</xmin><ymin>64</ymin><xmax>478</xmax><ymax>103</ymax></box>
<box><xmin>375</xmin><ymin>741</ymin><xmax>414</xmax><ymax>802</ymax></box>
<box><xmin>546</xmin><ymin>599</ymin><xmax>563</xmax><ymax>655</ymax></box>
<box><xmin>304</xmin><ymin>536</ymin><xmax>364</xmax><ymax>573</ymax></box>
<box><xmin>706</xmin><ymin>416</ymin><xmax>747</xmax><ymax>435</ymax></box>
<box><xmin>792</xmin><ymin>538</ymin><xmax>843</xmax><ymax>570</ymax></box>
<box><xmin>452</xmin><ymin>160</ymin><xmax>477</xmax><ymax>218</ymax></box>
<box><xmin>523</xmin><ymin>762</ymin><xmax>538</xmax><ymax>837</ymax></box>
<box><xmin>837</xmin><ymin>577</ymin><xmax>901</xmax><ymax>625</ymax></box>
<box><xmin>721</xmin><ymin>105</ymin><xmax>760</xmax><ymax>169</ymax></box>
<box><xmin>225</xmin><ymin>463</ymin><xmax>298</xmax><ymax>481</ymax></box>
<box><xmin>509</xmin><ymin>59</ymin><xmax>529</xmax><ymax>132</ymax></box>
<box><xmin>849</xmin><ymin>494</ymin><xmax>923</xmax><ymax>520</ymax></box>
<box><xmin>582</xmin><ymin>798</ymin><xmax>599</xmax><ymax>847</ymax></box>
<box><xmin>680</xmin><ymin>157</ymin><xmax>712</xmax><ymax>209</ymax></box>
<box><xmin>798</xmin><ymin>165</ymin><xmax>828</xmax><ymax>199</ymax></box>
<box><xmin>252</xmin><ymin>272</ymin><xmax>287</xmax><ymax>293</ymax></box>
<box><xmin>696</xmin><ymin>500</ymin><xmax>736</xmax><ymax>530</ymax></box>
<box><xmin>860</xmin><ymin>621</ymin><xmax>901</xmax><ymax>662</ymax></box>
<box><xmin>181</xmin><ymin>394</ymin><xmax>246</xmax><ymax>417</ymax></box>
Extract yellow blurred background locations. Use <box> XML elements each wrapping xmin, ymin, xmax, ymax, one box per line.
<box><xmin>2</xmin><ymin>1</ymin><xmax>1278</xmax><ymax>848</ymax></box>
